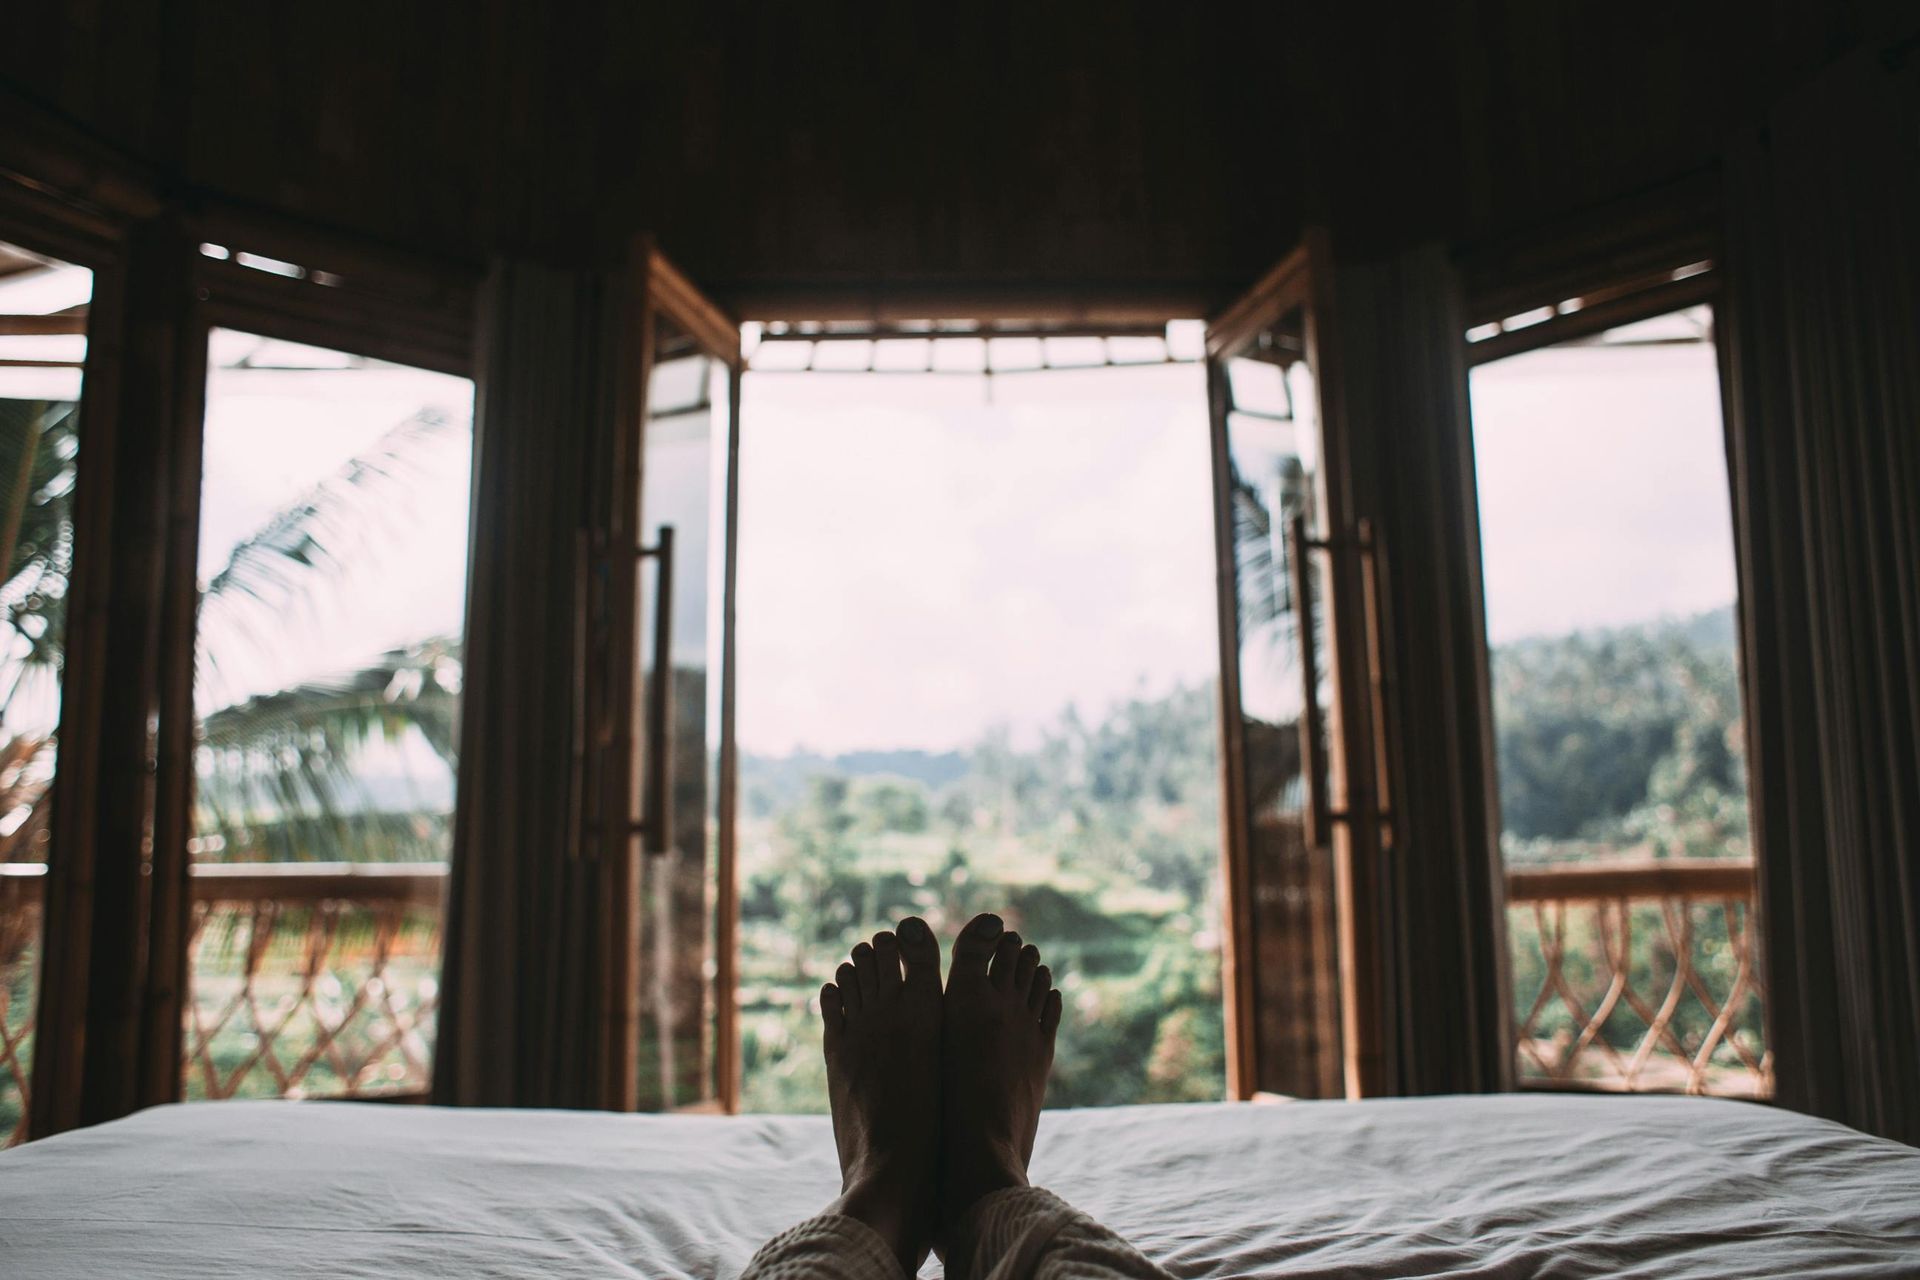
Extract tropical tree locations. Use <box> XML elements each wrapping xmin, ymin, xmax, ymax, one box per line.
<box><xmin>191</xmin><ymin>408</ymin><xmax>465</xmax><ymax>863</ymax></box>
<box><xmin>0</xmin><ymin>398</ymin><xmax>80</xmax><ymax>866</ymax></box>
<box><xmin>0</xmin><ymin>394</ymin><xmax>465</xmax><ymax>868</ymax></box>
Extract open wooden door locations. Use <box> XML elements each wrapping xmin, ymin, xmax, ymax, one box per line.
<box><xmin>1207</xmin><ymin>232</ymin><xmax>1391</xmax><ymax>1100</ymax></box>
<box><xmin>604</xmin><ymin>247</ymin><xmax>743</xmax><ymax>1112</ymax></box>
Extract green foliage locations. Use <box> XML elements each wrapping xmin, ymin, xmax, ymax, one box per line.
<box><xmin>1505</xmin><ymin>899</ymin><xmax>1765</xmax><ymax>1076</ymax></box>
<box><xmin>739</xmin><ymin>683</ymin><xmax>1227</xmax><ymax>1113</ymax></box>
<box><xmin>0</xmin><ymin>400</ymin><xmax>79</xmax><ymax>699</ymax></box>
<box><xmin>1493</xmin><ymin>607</ymin><xmax>1749</xmax><ymax>864</ymax></box>
<box><xmin>1494</xmin><ymin>607</ymin><xmax>1763</xmax><ymax>1080</ymax></box>
<box><xmin>192</xmin><ymin>638</ymin><xmax>461</xmax><ymax>864</ymax></box>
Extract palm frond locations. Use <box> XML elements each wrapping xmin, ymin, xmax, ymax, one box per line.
<box><xmin>0</xmin><ymin>399</ymin><xmax>80</xmax><ymax>706</ymax></box>
<box><xmin>196</xmin><ymin>408</ymin><xmax>458</xmax><ymax>704</ymax></box>
<box><xmin>0</xmin><ymin>732</ymin><xmax>52</xmax><ymax>863</ymax></box>
<box><xmin>0</xmin><ymin>398</ymin><xmax>471</xmax><ymax>867</ymax></box>
<box><xmin>195</xmin><ymin>637</ymin><xmax>460</xmax><ymax>863</ymax></box>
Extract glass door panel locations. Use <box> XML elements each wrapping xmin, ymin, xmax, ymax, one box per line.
<box><xmin>186</xmin><ymin>329</ymin><xmax>474</xmax><ymax>1101</ymax></box>
<box><xmin>1209</xmin><ymin>292</ymin><xmax>1346</xmax><ymax>1100</ymax></box>
<box><xmin>0</xmin><ymin>239</ymin><xmax>91</xmax><ymax>1143</ymax></box>
<box><xmin>1468</xmin><ymin>304</ymin><xmax>1767</xmax><ymax>1096</ymax></box>
<box><xmin>634</xmin><ymin>300</ymin><xmax>735</xmax><ymax>1110</ymax></box>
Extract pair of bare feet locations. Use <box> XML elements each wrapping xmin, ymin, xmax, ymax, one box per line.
<box><xmin>820</xmin><ymin>912</ymin><xmax>1063</xmax><ymax>1275</ymax></box>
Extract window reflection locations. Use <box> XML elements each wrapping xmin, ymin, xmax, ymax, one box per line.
<box><xmin>1218</xmin><ymin>307</ymin><xmax>1341</xmax><ymax>1100</ymax></box>
<box><xmin>0</xmin><ymin>240</ymin><xmax>91</xmax><ymax>1145</ymax></box>
<box><xmin>185</xmin><ymin>329</ymin><xmax>473</xmax><ymax>1101</ymax></box>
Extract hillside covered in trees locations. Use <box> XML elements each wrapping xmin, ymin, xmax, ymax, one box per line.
<box><xmin>737</xmin><ymin>604</ymin><xmax>1751</xmax><ymax>1110</ymax></box>
<box><xmin>736</xmin><ymin>683</ymin><xmax>1226</xmax><ymax>1112</ymax></box>
<box><xmin>1493</xmin><ymin>605</ymin><xmax>1748</xmax><ymax>865</ymax></box>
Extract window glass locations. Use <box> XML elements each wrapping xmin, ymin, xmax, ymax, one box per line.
<box><xmin>185</xmin><ymin>329</ymin><xmax>473</xmax><ymax>1101</ymax></box>
<box><xmin>1471</xmin><ymin>305</ymin><xmax>1767</xmax><ymax>1095</ymax></box>
<box><xmin>0</xmin><ymin>240</ymin><xmax>90</xmax><ymax>1145</ymax></box>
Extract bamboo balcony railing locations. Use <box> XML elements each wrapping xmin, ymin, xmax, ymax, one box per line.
<box><xmin>0</xmin><ymin>861</ymin><xmax>449</xmax><ymax>1146</ymax></box>
<box><xmin>184</xmin><ymin>862</ymin><xmax>448</xmax><ymax>1104</ymax></box>
<box><xmin>1506</xmin><ymin>857</ymin><xmax>1769</xmax><ymax>1097</ymax></box>
<box><xmin>1</xmin><ymin>855</ymin><xmax>1772</xmax><ymax>1147</ymax></box>
<box><xmin>0</xmin><ymin>864</ymin><xmax>42</xmax><ymax>1147</ymax></box>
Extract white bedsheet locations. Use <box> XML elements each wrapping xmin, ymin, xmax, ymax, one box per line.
<box><xmin>2</xmin><ymin>1094</ymin><xmax>1916</xmax><ymax>1278</ymax></box>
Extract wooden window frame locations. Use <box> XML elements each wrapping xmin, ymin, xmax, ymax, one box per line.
<box><xmin>142</xmin><ymin>215</ymin><xmax>480</xmax><ymax>1108</ymax></box>
<box><xmin>5</xmin><ymin>143</ymin><xmax>486</xmax><ymax>1134</ymax></box>
<box><xmin>613</xmin><ymin>245</ymin><xmax>744</xmax><ymax>1112</ymax></box>
<box><xmin>0</xmin><ymin>164</ymin><xmax>146</xmax><ymax>1140</ymax></box>
<box><xmin>1454</xmin><ymin>191</ymin><xmax>1774</xmax><ymax>1098</ymax></box>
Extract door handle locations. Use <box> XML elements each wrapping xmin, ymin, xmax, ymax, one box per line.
<box><xmin>1287</xmin><ymin>517</ymin><xmax>1398</xmax><ymax>851</ymax></box>
<box><xmin>1287</xmin><ymin>515</ymin><xmax>1333</xmax><ymax>851</ymax></box>
<box><xmin>1355</xmin><ymin>518</ymin><xmax>1397</xmax><ymax>835</ymax></box>
<box><xmin>638</xmin><ymin>526</ymin><xmax>676</xmax><ymax>857</ymax></box>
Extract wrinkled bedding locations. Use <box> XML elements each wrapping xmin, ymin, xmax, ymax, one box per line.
<box><xmin>2</xmin><ymin>1093</ymin><xmax>1916</xmax><ymax>1277</ymax></box>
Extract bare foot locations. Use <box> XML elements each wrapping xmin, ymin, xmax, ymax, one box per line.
<box><xmin>938</xmin><ymin>913</ymin><xmax>1063</xmax><ymax>1242</ymax></box>
<box><xmin>820</xmin><ymin>917</ymin><xmax>945</xmax><ymax>1273</ymax></box>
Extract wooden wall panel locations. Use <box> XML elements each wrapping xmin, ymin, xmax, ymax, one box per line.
<box><xmin>1</xmin><ymin>2</ymin><xmax>1895</xmax><ymax>304</ymax></box>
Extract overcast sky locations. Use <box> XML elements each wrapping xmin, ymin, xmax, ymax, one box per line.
<box><xmin>135</xmin><ymin>318</ymin><xmax>1739</xmax><ymax>761</ymax></box>
<box><xmin>736</xmin><ymin>363</ymin><xmax>1219</xmax><ymax>756</ymax></box>
<box><xmin>737</xmin><ymin>326</ymin><xmax>1739</xmax><ymax>757</ymax></box>
<box><xmin>194</xmin><ymin>330</ymin><xmax>473</xmax><ymax>711</ymax></box>
<box><xmin>1469</xmin><ymin>329</ymin><xmax>1738</xmax><ymax>646</ymax></box>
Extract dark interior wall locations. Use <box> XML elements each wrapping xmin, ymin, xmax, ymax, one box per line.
<box><xmin>1</xmin><ymin>1</ymin><xmax>1901</xmax><ymax>305</ymax></box>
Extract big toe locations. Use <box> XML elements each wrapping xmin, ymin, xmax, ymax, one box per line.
<box><xmin>897</xmin><ymin>916</ymin><xmax>943</xmax><ymax>994</ymax></box>
<box><xmin>948</xmin><ymin>912</ymin><xmax>1004</xmax><ymax>985</ymax></box>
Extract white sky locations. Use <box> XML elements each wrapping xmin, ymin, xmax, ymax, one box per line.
<box><xmin>0</xmin><ymin>259</ymin><xmax>1742</xmax><ymax>763</ymax></box>
<box><xmin>195</xmin><ymin>330</ymin><xmax>474</xmax><ymax>710</ymax></box>
<box><xmin>736</xmin><ymin>362</ymin><xmax>1220</xmax><ymax>755</ymax></box>
<box><xmin>738</xmin><ymin>319</ymin><xmax>1740</xmax><ymax>757</ymax></box>
<box><xmin>1469</xmin><ymin>326</ymin><xmax>1738</xmax><ymax>645</ymax></box>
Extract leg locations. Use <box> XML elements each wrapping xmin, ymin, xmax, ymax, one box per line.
<box><xmin>939</xmin><ymin>914</ymin><xmax>1172</xmax><ymax>1280</ymax></box>
<box><xmin>741</xmin><ymin>918</ymin><xmax>946</xmax><ymax>1278</ymax></box>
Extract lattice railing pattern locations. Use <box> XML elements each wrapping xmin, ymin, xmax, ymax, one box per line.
<box><xmin>183</xmin><ymin>864</ymin><xmax>446</xmax><ymax>1101</ymax></box>
<box><xmin>1</xmin><ymin>867</ymin><xmax>42</xmax><ymax>1147</ymax></box>
<box><xmin>1507</xmin><ymin>859</ymin><xmax>1769</xmax><ymax>1097</ymax></box>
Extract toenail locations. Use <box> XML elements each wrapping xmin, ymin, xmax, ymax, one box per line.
<box><xmin>901</xmin><ymin>918</ymin><xmax>927</xmax><ymax>939</ymax></box>
<box><xmin>980</xmin><ymin>914</ymin><xmax>1003</xmax><ymax>935</ymax></box>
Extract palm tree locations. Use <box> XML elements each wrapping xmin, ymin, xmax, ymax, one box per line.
<box><xmin>0</xmin><ymin>395</ymin><xmax>466</xmax><ymax>867</ymax></box>
<box><xmin>189</xmin><ymin>407</ymin><xmax>466</xmax><ymax>864</ymax></box>
<box><xmin>0</xmin><ymin>397</ymin><xmax>80</xmax><ymax>866</ymax></box>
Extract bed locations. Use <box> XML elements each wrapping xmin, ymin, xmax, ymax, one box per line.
<box><xmin>3</xmin><ymin>1093</ymin><xmax>1916</xmax><ymax>1277</ymax></box>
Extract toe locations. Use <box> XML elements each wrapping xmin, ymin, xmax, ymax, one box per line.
<box><xmin>989</xmin><ymin>931</ymin><xmax>1024</xmax><ymax>990</ymax></box>
<box><xmin>1013</xmin><ymin>943</ymin><xmax>1040</xmax><ymax>996</ymax></box>
<box><xmin>1042</xmin><ymin>987</ymin><xmax>1063</xmax><ymax>1038</ymax></box>
<box><xmin>851</xmin><ymin>941</ymin><xmax>879</xmax><ymax>1002</ymax></box>
<box><xmin>947</xmin><ymin>912</ymin><xmax>1004</xmax><ymax>984</ymax></box>
<box><xmin>871</xmin><ymin>930</ymin><xmax>903</xmax><ymax>996</ymax></box>
<box><xmin>820</xmin><ymin>983</ymin><xmax>844</xmax><ymax>1044</ymax></box>
<box><xmin>836</xmin><ymin>962</ymin><xmax>863</xmax><ymax>1013</ymax></box>
<box><xmin>897</xmin><ymin>916</ymin><xmax>943</xmax><ymax>993</ymax></box>
<box><xmin>1028</xmin><ymin>964</ymin><xmax>1052</xmax><ymax>1017</ymax></box>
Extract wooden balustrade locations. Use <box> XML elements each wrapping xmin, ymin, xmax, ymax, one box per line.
<box><xmin>0</xmin><ymin>853</ymin><xmax>1780</xmax><ymax>1149</ymax></box>
<box><xmin>0</xmin><ymin>861</ymin><xmax>450</xmax><ymax>1145</ymax></box>
<box><xmin>185</xmin><ymin>861</ymin><xmax>449</xmax><ymax>1103</ymax></box>
<box><xmin>0</xmin><ymin>864</ymin><xmax>44</xmax><ymax>1146</ymax></box>
<box><xmin>1506</xmin><ymin>857</ymin><xmax>1769</xmax><ymax>1097</ymax></box>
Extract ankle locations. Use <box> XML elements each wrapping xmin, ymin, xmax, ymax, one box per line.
<box><xmin>833</xmin><ymin>1171</ymin><xmax>932</xmax><ymax>1275</ymax></box>
<box><xmin>941</xmin><ymin>1143</ymin><xmax>1029</xmax><ymax>1230</ymax></box>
